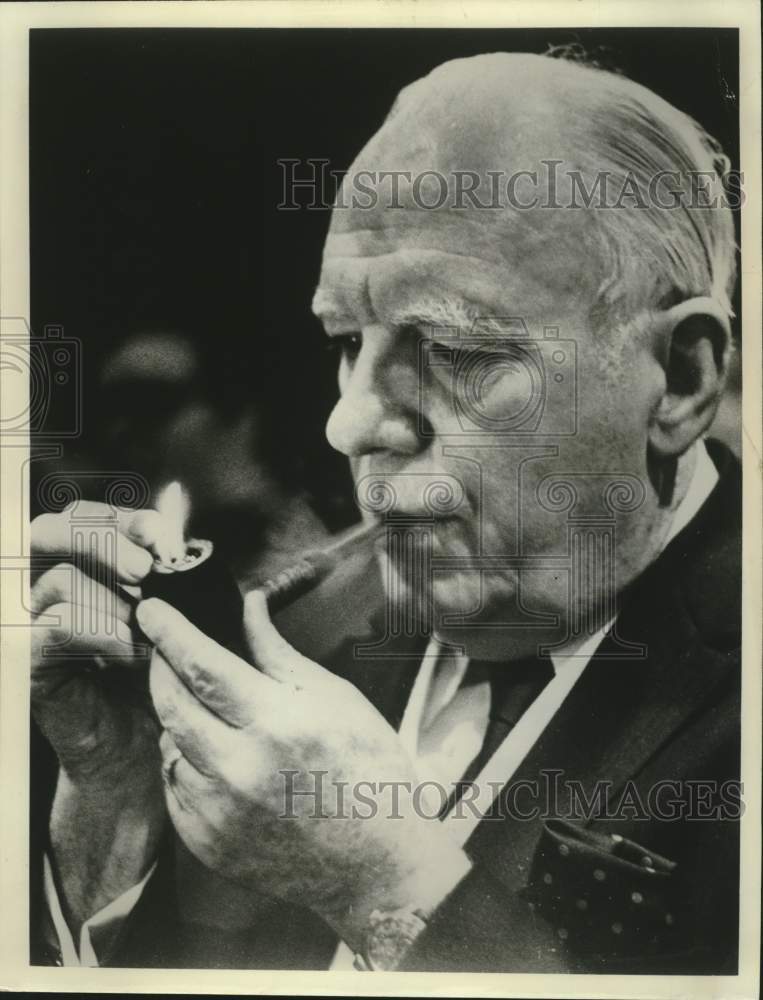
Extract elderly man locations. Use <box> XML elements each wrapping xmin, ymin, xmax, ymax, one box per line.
<box><xmin>30</xmin><ymin>52</ymin><xmax>741</xmax><ymax>973</ymax></box>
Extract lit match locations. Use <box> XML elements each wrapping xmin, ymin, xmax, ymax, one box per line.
<box><xmin>154</xmin><ymin>480</ymin><xmax>190</xmax><ymax>566</ymax></box>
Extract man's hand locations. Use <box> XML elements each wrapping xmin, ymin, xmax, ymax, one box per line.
<box><xmin>138</xmin><ymin>592</ymin><xmax>472</xmax><ymax>950</ymax></box>
<box><xmin>31</xmin><ymin>503</ymin><xmax>167</xmax><ymax>933</ymax></box>
<box><xmin>31</xmin><ymin>502</ymin><xmax>167</xmax><ymax>776</ymax></box>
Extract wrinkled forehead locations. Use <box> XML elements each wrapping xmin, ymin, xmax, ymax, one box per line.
<box><xmin>315</xmin><ymin>195</ymin><xmax>604</xmax><ymax>335</ymax></box>
<box><xmin>314</xmin><ymin>59</ymin><xmax>608</xmax><ymax>326</ymax></box>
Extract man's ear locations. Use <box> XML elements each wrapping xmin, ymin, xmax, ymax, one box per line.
<box><xmin>648</xmin><ymin>296</ymin><xmax>732</xmax><ymax>457</ymax></box>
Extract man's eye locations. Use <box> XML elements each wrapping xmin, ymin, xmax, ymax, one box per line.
<box><xmin>428</xmin><ymin>340</ymin><xmax>523</xmax><ymax>371</ymax></box>
<box><xmin>326</xmin><ymin>334</ymin><xmax>362</xmax><ymax>364</ymax></box>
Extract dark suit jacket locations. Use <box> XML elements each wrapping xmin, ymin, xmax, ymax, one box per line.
<box><xmin>31</xmin><ymin>441</ymin><xmax>742</xmax><ymax>973</ymax></box>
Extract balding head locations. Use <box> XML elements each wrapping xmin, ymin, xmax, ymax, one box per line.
<box><xmin>330</xmin><ymin>51</ymin><xmax>736</xmax><ymax>333</ymax></box>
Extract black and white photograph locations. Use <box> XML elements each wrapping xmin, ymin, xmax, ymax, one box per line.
<box><xmin>0</xmin><ymin>1</ymin><xmax>760</xmax><ymax>995</ymax></box>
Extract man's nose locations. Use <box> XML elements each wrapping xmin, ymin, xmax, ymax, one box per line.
<box><xmin>325</xmin><ymin>338</ymin><xmax>424</xmax><ymax>458</ymax></box>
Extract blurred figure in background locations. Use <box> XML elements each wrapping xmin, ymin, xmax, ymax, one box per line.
<box><xmin>95</xmin><ymin>328</ymin><xmax>330</xmax><ymax>572</ymax></box>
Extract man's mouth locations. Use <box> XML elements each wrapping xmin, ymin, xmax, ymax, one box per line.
<box><xmin>369</xmin><ymin>512</ymin><xmax>466</xmax><ymax>559</ymax></box>
<box><xmin>370</xmin><ymin>510</ymin><xmax>462</xmax><ymax>526</ymax></box>
<box><xmin>353</xmin><ymin>468</ymin><xmax>469</xmax><ymax>523</ymax></box>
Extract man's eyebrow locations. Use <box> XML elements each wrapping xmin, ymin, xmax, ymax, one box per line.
<box><xmin>311</xmin><ymin>290</ymin><xmax>482</xmax><ymax>331</ymax></box>
<box><xmin>388</xmin><ymin>296</ymin><xmax>481</xmax><ymax>332</ymax></box>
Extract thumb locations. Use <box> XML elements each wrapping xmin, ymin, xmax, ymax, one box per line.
<box><xmin>243</xmin><ymin>589</ymin><xmax>328</xmax><ymax>689</ymax></box>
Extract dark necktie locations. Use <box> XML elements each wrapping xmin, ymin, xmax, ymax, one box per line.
<box><xmin>440</xmin><ymin>653</ymin><xmax>556</xmax><ymax>816</ymax></box>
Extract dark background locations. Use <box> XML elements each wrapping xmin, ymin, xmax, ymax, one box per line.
<box><xmin>26</xmin><ymin>29</ymin><xmax>743</xmax><ymax>914</ymax></box>
<box><xmin>29</xmin><ymin>27</ymin><xmax>741</xmax><ymax>540</ymax></box>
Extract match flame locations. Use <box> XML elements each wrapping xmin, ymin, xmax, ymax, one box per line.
<box><xmin>155</xmin><ymin>481</ymin><xmax>190</xmax><ymax>565</ymax></box>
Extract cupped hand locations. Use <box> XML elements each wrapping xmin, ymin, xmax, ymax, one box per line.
<box><xmin>31</xmin><ymin>502</ymin><xmax>166</xmax><ymax>780</ymax></box>
<box><xmin>138</xmin><ymin>591</ymin><xmax>471</xmax><ymax>948</ymax></box>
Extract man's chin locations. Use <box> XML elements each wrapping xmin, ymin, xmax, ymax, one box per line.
<box><xmin>380</xmin><ymin>565</ymin><xmax>520</xmax><ymax>623</ymax></box>
<box><xmin>379</xmin><ymin>565</ymin><xmax>571</xmax><ymax>660</ymax></box>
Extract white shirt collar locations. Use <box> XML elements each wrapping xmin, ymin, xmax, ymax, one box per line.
<box><xmin>662</xmin><ymin>439</ymin><xmax>719</xmax><ymax>548</ymax></box>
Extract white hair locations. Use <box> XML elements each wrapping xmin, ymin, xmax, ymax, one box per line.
<box><xmin>384</xmin><ymin>51</ymin><xmax>738</xmax><ymax>333</ymax></box>
<box><xmin>541</xmin><ymin>50</ymin><xmax>738</xmax><ymax>329</ymax></box>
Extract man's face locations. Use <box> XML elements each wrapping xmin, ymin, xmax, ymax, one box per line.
<box><xmin>313</xmin><ymin>150</ymin><xmax>660</xmax><ymax>657</ymax></box>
